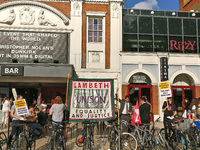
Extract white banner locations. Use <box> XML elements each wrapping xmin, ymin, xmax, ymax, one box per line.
<box><xmin>68</xmin><ymin>79</ymin><xmax>115</xmax><ymax>122</ymax></box>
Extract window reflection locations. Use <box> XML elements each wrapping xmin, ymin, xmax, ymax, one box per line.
<box><xmin>154</xmin><ymin>36</ymin><xmax>168</xmax><ymax>52</ymax></box>
<box><xmin>139</xmin><ymin>35</ymin><xmax>153</xmax><ymax>52</ymax></box>
<box><xmin>169</xmin><ymin>18</ymin><xmax>182</xmax><ymax>35</ymax></box>
<box><xmin>139</xmin><ymin>17</ymin><xmax>152</xmax><ymax>33</ymax></box>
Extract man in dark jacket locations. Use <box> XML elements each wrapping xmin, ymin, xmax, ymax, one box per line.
<box><xmin>119</xmin><ymin>95</ymin><xmax>132</xmax><ymax>132</ymax></box>
<box><xmin>139</xmin><ymin>96</ymin><xmax>151</xmax><ymax>125</ymax></box>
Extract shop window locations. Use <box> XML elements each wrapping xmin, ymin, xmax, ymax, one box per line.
<box><xmin>169</xmin><ymin>18</ymin><xmax>182</xmax><ymax>35</ymax></box>
<box><xmin>139</xmin><ymin>17</ymin><xmax>152</xmax><ymax>33</ymax></box>
<box><xmin>183</xmin><ymin>19</ymin><xmax>196</xmax><ymax>35</ymax></box>
<box><xmin>169</xmin><ymin>36</ymin><xmax>183</xmax><ymax>53</ymax></box>
<box><xmin>88</xmin><ymin>18</ymin><xmax>103</xmax><ymax>42</ymax></box>
<box><xmin>123</xmin><ymin>16</ymin><xmax>137</xmax><ymax>33</ymax></box>
<box><xmin>184</xmin><ymin>37</ymin><xmax>197</xmax><ymax>53</ymax></box>
<box><xmin>154</xmin><ymin>17</ymin><xmax>167</xmax><ymax>34</ymax></box>
<box><xmin>154</xmin><ymin>36</ymin><xmax>168</xmax><ymax>52</ymax></box>
<box><xmin>123</xmin><ymin>34</ymin><xmax>137</xmax><ymax>51</ymax></box>
<box><xmin>139</xmin><ymin>35</ymin><xmax>153</xmax><ymax>52</ymax></box>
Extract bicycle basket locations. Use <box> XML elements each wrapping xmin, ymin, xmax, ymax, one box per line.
<box><xmin>194</xmin><ymin>121</ymin><xmax>200</xmax><ymax>130</ymax></box>
<box><xmin>178</xmin><ymin>119</ymin><xmax>192</xmax><ymax>132</ymax></box>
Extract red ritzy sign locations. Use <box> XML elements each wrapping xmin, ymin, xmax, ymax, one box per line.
<box><xmin>170</xmin><ymin>40</ymin><xmax>196</xmax><ymax>51</ymax></box>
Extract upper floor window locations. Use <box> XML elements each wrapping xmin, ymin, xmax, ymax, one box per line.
<box><xmin>88</xmin><ymin>18</ymin><xmax>103</xmax><ymax>42</ymax></box>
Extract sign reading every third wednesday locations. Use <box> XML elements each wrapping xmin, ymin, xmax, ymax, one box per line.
<box><xmin>158</xmin><ymin>81</ymin><xmax>172</xmax><ymax>98</ymax></box>
<box><xmin>1</xmin><ymin>66</ymin><xmax>24</xmax><ymax>76</ymax></box>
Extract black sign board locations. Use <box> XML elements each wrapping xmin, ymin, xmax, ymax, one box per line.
<box><xmin>1</xmin><ymin>66</ymin><xmax>24</xmax><ymax>76</ymax></box>
<box><xmin>160</xmin><ymin>57</ymin><xmax>168</xmax><ymax>81</ymax></box>
<box><xmin>0</xmin><ymin>31</ymin><xmax>69</xmax><ymax>64</ymax></box>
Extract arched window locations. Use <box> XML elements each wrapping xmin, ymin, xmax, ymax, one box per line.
<box><xmin>128</xmin><ymin>73</ymin><xmax>151</xmax><ymax>85</ymax></box>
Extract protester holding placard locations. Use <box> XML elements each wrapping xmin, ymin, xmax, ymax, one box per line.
<box><xmin>7</xmin><ymin>95</ymin><xmax>24</xmax><ymax>148</ymax></box>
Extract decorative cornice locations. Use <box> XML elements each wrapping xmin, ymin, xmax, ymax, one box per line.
<box><xmin>0</xmin><ymin>0</ymin><xmax>70</xmax><ymax>26</ymax></box>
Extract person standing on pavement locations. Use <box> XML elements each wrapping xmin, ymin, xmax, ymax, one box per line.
<box><xmin>119</xmin><ymin>95</ymin><xmax>132</xmax><ymax>132</ymax></box>
<box><xmin>139</xmin><ymin>96</ymin><xmax>151</xmax><ymax>124</ymax></box>
<box><xmin>7</xmin><ymin>95</ymin><xmax>24</xmax><ymax>148</ymax></box>
<box><xmin>162</xmin><ymin>96</ymin><xmax>177</xmax><ymax>139</ymax></box>
<box><xmin>49</xmin><ymin>96</ymin><xmax>66</xmax><ymax>124</ymax></box>
<box><xmin>1</xmin><ymin>97</ymin><xmax>10</xmax><ymax>128</ymax></box>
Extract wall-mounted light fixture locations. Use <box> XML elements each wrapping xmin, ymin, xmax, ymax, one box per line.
<box><xmin>192</xmin><ymin>13</ymin><xmax>196</xmax><ymax>16</ymax></box>
<box><xmin>130</xmin><ymin>9</ymin><xmax>134</xmax><ymax>13</ymax></box>
<box><xmin>172</xmin><ymin>12</ymin><xmax>176</xmax><ymax>16</ymax></box>
<box><xmin>150</xmin><ymin>11</ymin><xmax>154</xmax><ymax>15</ymax></box>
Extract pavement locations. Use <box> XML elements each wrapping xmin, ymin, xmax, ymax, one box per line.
<box><xmin>0</xmin><ymin>121</ymin><xmax>165</xmax><ymax>150</ymax></box>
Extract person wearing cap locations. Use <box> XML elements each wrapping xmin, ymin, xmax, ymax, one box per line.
<box><xmin>162</xmin><ymin>97</ymin><xmax>177</xmax><ymax>139</ymax></box>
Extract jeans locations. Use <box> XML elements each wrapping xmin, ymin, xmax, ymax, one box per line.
<box><xmin>7</xmin><ymin>120</ymin><xmax>21</xmax><ymax>145</ymax></box>
<box><xmin>30</xmin><ymin>123</ymin><xmax>42</xmax><ymax>136</ymax></box>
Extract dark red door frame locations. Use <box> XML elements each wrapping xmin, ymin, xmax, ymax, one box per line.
<box><xmin>171</xmin><ymin>86</ymin><xmax>195</xmax><ymax>112</ymax></box>
<box><xmin>128</xmin><ymin>84</ymin><xmax>153</xmax><ymax>121</ymax></box>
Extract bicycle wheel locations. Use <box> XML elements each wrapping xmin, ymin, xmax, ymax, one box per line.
<box><xmin>189</xmin><ymin>126</ymin><xmax>200</xmax><ymax>147</ymax></box>
<box><xmin>116</xmin><ymin>132</ymin><xmax>137</xmax><ymax>150</ymax></box>
<box><xmin>171</xmin><ymin>131</ymin><xmax>188</xmax><ymax>150</ymax></box>
<box><xmin>75</xmin><ymin>130</ymin><xmax>86</xmax><ymax>147</ymax></box>
<box><xmin>154</xmin><ymin>132</ymin><xmax>169</xmax><ymax>150</ymax></box>
<box><xmin>0</xmin><ymin>132</ymin><xmax>7</xmax><ymax>147</ymax></box>
<box><xmin>183</xmin><ymin>131</ymin><xmax>197</xmax><ymax>150</ymax></box>
<box><xmin>109</xmin><ymin>130</ymin><xmax>117</xmax><ymax>150</ymax></box>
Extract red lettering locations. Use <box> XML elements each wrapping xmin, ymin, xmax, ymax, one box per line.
<box><xmin>89</xmin><ymin>83</ymin><xmax>93</xmax><ymax>88</ymax></box>
<box><xmin>78</xmin><ymin>82</ymin><xmax>81</xmax><ymax>88</ymax></box>
<box><xmin>104</xmin><ymin>83</ymin><xmax>109</xmax><ymax>88</ymax></box>
<box><xmin>82</xmin><ymin>83</ymin><xmax>87</xmax><ymax>88</ymax></box>
<box><xmin>99</xmin><ymin>83</ymin><xmax>102</xmax><ymax>88</ymax></box>
<box><xmin>74</xmin><ymin>82</ymin><xmax>77</xmax><ymax>88</ymax></box>
<box><xmin>185</xmin><ymin>41</ymin><xmax>196</xmax><ymax>51</ymax></box>
<box><xmin>94</xmin><ymin>83</ymin><xmax>97</xmax><ymax>88</ymax></box>
<box><xmin>170</xmin><ymin>40</ymin><xmax>178</xmax><ymax>50</ymax></box>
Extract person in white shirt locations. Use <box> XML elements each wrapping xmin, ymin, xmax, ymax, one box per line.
<box><xmin>1</xmin><ymin>97</ymin><xmax>10</xmax><ymax>128</ymax></box>
<box><xmin>40</xmin><ymin>100</ymin><xmax>47</xmax><ymax>113</ymax></box>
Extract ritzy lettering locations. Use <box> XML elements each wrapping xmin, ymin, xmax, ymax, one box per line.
<box><xmin>170</xmin><ymin>40</ymin><xmax>196</xmax><ymax>51</ymax></box>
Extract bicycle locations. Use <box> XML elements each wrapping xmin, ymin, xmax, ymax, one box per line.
<box><xmin>150</xmin><ymin>117</ymin><xmax>169</xmax><ymax>150</ymax></box>
<box><xmin>106</xmin><ymin>120</ymin><xmax>137</xmax><ymax>150</ymax></box>
<box><xmin>0</xmin><ymin>132</ymin><xmax>7</xmax><ymax>150</ymax></box>
<box><xmin>130</xmin><ymin>122</ymin><xmax>154</xmax><ymax>150</ymax></box>
<box><xmin>75</xmin><ymin>119</ymin><xmax>97</xmax><ymax>150</ymax></box>
<box><xmin>10</xmin><ymin>121</ymin><xmax>37</xmax><ymax>150</ymax></box>
<box><xmin>160</xmin><ymin>118</ymin><xmax>188</xmax><ymax>150</ymax></box>
<box><xmin>46</xmin><ymin>121</ymin><xmax>67</xmax><ymax>150</ymax></box>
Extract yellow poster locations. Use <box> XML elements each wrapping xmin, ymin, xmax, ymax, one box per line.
<box><xmin>159</xmin><ymin>81</ymin><xmax>170</xmax><ymax>90</ymax></box>
<box><xmin>14</xmin><ymin>99</ymin><xmax>26</xmax><ymax>108</ymax></box>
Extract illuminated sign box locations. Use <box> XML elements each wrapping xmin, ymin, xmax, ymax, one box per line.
<box><xmin>0</xmin><ymin>31</ymin><xmax>69</xmax><ymax>63</ymax></box>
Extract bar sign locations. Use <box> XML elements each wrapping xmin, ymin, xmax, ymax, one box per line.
<box><xmin>1</xmin><ymin>66</ymin><xmax>24</xmax><ymax>76</ymax></box>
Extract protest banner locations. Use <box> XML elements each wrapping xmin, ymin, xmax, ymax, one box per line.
<box><xmin>14</xmin><ymin>99</ymin><xmax>29</xmax><ymax>116</ymax></box>
<box><xmin>67</xmin><ymin>79</ymin><xmax>115</xmax><ymax>122</ymax></box>
<box><xmin>158</xmin><ymin>81</ymin><xmax>172</xmax><ymax>98</ymax></box>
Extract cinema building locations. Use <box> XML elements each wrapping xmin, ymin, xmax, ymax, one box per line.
<box><xmin>0</xmin><ymin>0</ymin><xmax>122</xmax><ymax>110</ymax></box>
<box><xmin>121</xmin><ymin>8</ymin><xmax>200</xmax><ymax>118</ymax></box>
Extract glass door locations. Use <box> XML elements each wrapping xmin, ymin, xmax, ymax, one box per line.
<box><xmin>172</xmin><ymin>86</ymin><xmax>195</xmax><ymax>118</ymax></box>
<box><xmin>128</xmin><ymin>85</ymin><xmax>152</xmax><ymax>120</ymax></box>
